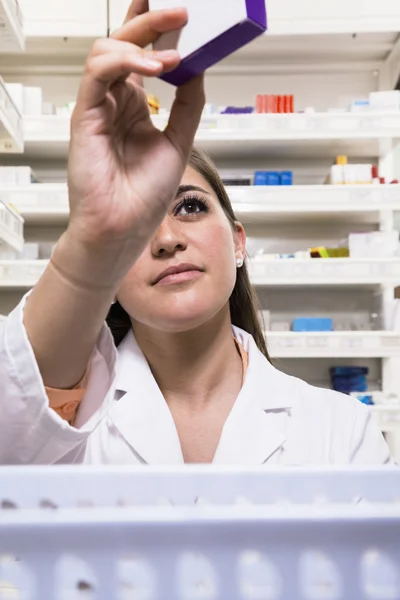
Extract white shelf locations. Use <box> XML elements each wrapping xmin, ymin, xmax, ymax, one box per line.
<box><xmin>0</xmin><ymin>183</ymin><xmax>69</xmax><ymax>224</ymax></box>
<box><xmin>370</xmin><ymin>405</ymin><xmax>400</xmax><ymax>434</ymax></box>
<box><xmin>267</xmin><ymin>331</ymin><xmax>400</xmax><ymax>358</ymax></box>
<box><xmin>249</xmin><ymin>257</ymin><xmax>400</xmax><ymax>287</ymax></box>
<box><xmin>0</xmin><ymin>260</ymin><xmax>47</xmax><ymax>288</ymax></box>
<box><xmin>0</xmin><ymin>201</ymin><xmax>23</xmax><ymax>253</ymax></box>
<box><xmin>23</xmin><ymin>112</ymin><xmax>400</xmax><ymax>161</ymax></box>
<box><xmin>6</xmin><ymin>183</ymin><xmax>400</xmax><ymax>226</ymax></box>
<box><xmin>2</xmin><ymin>256</ymin><xmax>400</xmax><ymax>290</ymax></box>
<box><xmin>0</xmin><ymin>0</ymin><xmax>24</xmax><ymax>52</ymax></box>
<box><xmin>0</xmin><ymin>76</ymin><xmax>23</xmax><ymax>153</ymax></box>
<box><xmin>266</xmin><ymin>1</ymin><xmax>400</xmax><ymax>36</ymax></box>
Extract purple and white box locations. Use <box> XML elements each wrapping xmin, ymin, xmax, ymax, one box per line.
<box><xmin>150</xmin><ymin>0</ymin><xmax>267</xmax><ymax>86</ymax></box>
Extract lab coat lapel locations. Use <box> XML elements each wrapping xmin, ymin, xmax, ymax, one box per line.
<box><xmin>109</xmin><ymin>331</ymin><xmax>184</xmax><ymax>464</ymax></box>
<box><xmin>213</xmin><ymin>327</ymin><xmax>291</xmax><ymax>465</ymax></box>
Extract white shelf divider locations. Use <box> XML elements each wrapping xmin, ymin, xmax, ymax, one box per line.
<box><xmin>0</xmin><ymin>260</ymin><xmax>47</xmax><ymax>288</ymax></box>
<box><xmin>0</xmin><ymin>201</ymin><xmax>23</xmax><ymax>253</ymax></box>
<box><xmin>249</xmin><ymin>257</ymin><xmax>400</xmax><ymax>287</ymax></box>
<box><xmin>267</xmin><ymin>331</ymin><xmax>400</xmax><ymax>359</ymax></box>
<box><xmin>2</xmin><ymin>254</ymin><xmax>400</xmax><ymax>289</ymax></box>
<box><xmin>23</xmin><ymin>112</ymin><xmax>400</xmax><ymax>160</ymax></box>
<box><xmin>0</xmin><ymin>0</ymin><xmax>24</xmax><ymax>52</ymax></box>
<box><xmin>0</xmin><ymin>76</ymin><xmax>23</xmax><ymax>153</ymax></box>
<box><xmin>6</xmin><ymin>183</ymin><xmax>400</xmax><ymax>225</ymax></box>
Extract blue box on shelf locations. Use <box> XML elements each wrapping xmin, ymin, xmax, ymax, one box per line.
<box><xmin>292</xmin><ymin>317</ymin><xmax>334</xmax><ymax>332</ymax></box>
<box><xmin>254</xmin><ymin>171</ymin><xmax>268</xmax><ymax>185</ymax></box>
<box><xmin>280</xmin><ymin>171</ymin><xmax>293</xmax><ymax>186</ymax></box>
<box><xmin>330</xmin><ymin>366</ymin><xmax>369</xmax><ymax>396</ymax></box>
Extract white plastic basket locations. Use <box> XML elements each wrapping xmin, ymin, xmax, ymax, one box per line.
<box><xmin>0</xmin><ymin>466</ymin><xmax>399</xmax><ymax>600</ymax></box>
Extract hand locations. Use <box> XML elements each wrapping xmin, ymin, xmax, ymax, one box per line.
<box><xmin>67</xmin><ymin>0</ymin><xmax>205</xmax><ymax>254</ymax></box>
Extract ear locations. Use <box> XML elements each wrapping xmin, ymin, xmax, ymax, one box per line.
<box><xmin>234</xmin><ymin>221</ymin><xmax>246</xmax><ymax>261</ymax></box>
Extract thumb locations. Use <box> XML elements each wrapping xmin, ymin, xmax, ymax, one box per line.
<box><xmin>164</xmin><ymin>74</ymin><xmax>205</xmax><ymax>161</ymax></box>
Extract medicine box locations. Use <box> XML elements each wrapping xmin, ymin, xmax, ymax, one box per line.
<box><xmin>150</xmin><ymin>0</ymin><xmax>267</xmax><ymax>86</ymax></box>
<box><xmin>292</xmin><ymin>317</ymin><xmax>334</xmax><ymax>332</ymax></box>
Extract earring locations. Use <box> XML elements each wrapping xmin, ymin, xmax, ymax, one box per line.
<box><xmin>236</xmin><ymin>257</ymin><xmax>244</xmax><ymax>268</ymax></box>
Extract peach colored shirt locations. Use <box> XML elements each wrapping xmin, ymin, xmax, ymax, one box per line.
<box><xmin>46</xmin><ymin>338</ymin><xmax>249</xmax><ymax>424</ymax></box>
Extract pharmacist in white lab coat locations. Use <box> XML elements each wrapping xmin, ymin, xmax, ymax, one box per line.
<box><xmin>0</xmin><ymin>2</ymin><xmax>392</xmax><ymax>466</ymax></box>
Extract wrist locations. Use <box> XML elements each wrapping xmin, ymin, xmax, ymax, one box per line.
<box><xmin>51</xmin><ymin>229</ymin><xmax>133</xmax><ymax>292</ymax></box>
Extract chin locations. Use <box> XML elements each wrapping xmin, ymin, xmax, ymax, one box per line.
<box><xmin>153</xmin><ymin>303</ymin><xmax>218</xmax><ymax>333</ymax></box>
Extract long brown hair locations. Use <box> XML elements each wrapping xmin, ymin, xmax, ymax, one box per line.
<box><xmin>106</xmin><ymin>147</ymin><xmax>270</xmax><ymax>361</ymax></box>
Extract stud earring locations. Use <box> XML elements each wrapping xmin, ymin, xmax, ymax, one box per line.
<box><xmin>236</xmin><ymin>257</ymin><xmax>244</xmax><ymax>268</ymax></box>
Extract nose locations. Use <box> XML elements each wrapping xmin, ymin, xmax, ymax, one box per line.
<box><xmin>151</xmin><ymin>215</ymin><xmax>187</xmax><ymax>258</ymax></box>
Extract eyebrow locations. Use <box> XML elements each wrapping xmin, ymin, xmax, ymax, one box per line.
<box><xmin>176</xmin><ymin>185</ymin><xmax>212</xmax><ymax>197</ymax></box>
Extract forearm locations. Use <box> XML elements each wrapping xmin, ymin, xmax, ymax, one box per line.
<box><xmin>23</xmin><ymin>229</ymin><xmax>137</xmax><ymax>389</ymax></box>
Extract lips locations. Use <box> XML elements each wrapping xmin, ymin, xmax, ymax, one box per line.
<box><xmin>152</xmin><ymin>263</ymin><xmax>203</xmax><ymax>285</ymax></box>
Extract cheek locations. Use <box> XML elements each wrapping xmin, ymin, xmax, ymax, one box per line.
<box><xmin>200</xmin><ymin>222</ymin><xmax>236</xmax><ymax>263</ymax></box>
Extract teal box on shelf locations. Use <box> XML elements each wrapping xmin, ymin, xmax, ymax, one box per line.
<box><xmin>292</xmin><ymin>318</ymin><xmax>334</xmax><ymax>332</ymax></box>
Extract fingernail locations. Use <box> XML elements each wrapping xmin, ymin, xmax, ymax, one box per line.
<box><xmin>157</xmin><ymin>50</ymin><xmax>180</xmax><ymax>60</ymax></box>
<box><xmin>142</xmin><ymin>59</ymin><xmax>163</xmax><ymax>69</ymax></box>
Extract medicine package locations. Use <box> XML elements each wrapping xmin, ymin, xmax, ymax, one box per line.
<box><xmin>150</xmin><ymin>0</ymin><xmax>267</xmax><ymax>85</ymax></box>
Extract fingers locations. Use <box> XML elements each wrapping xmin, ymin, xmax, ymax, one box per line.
<box><xmin>112</xmin><ymin>8</ymin><xmax>188</xmax><ymax>48</ymax></box>
<box><xmin>75</xmin><ymin>43</ymin><xmax>180</xmax><ymax>113</ymax></box>
<box><xmin>123</xmin><ymin>0</ymin><xmax>148</xmax><ymax>24</ymax></box>
<box><xmin>164</xmin><ymin>74</ymin><xmax>206</xmax><ymax>161</ymax></box>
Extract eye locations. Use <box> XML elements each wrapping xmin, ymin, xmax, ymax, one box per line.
<box><xmin>174</xmin><ymin>196</ymin><xmax>209</xmax><ymax>218</ymax></box>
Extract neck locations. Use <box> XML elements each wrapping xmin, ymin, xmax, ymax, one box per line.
<box><xmin>132</xmin><ymin>307</ymin><xmax>243</xmax><ymax>409</ymax></box>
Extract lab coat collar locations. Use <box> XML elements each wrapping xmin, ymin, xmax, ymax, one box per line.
<box><xmin>110</xmin><ymin>326</ymin><xmax>291</xmax><ymax>465</ymax></box>
<box><xmin>212</xmin><ymin>326</ymin><xmax>291</xmax><ymax>464</ymax></box>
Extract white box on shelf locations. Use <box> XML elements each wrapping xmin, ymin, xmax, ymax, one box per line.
<box><xmin>23</xmin><ymin>87</ymin><xmax>42</xmax><ymax>116</ymax></box>
<box><xmin>369</xmin><ymin>91</ymin><xmax>400</xmax><ymax>112</ymax></box>
<box><xmin>18</xmin><ymin>243</ymin><xmax>39</xmax><ymax>261</ymax></box>
<box><xmin>349</xmin><ymin>232</ymin><xmax>400</xmax><ymax>258</ymax></box>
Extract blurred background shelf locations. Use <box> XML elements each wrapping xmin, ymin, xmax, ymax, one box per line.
<box><xmin>0</xmin><ymin>76</ymin><xmax>23</xmax><ymax>152</ymax></box>
<box><xmin>4</xmin><ymin>183</ymin><xmax>400</xmax><ymax>226</ymax></box>
<box><xmin>250</xmin><ymin>257</ymin><xmax>400</xmax><ymax>287</ymax></box>
<box><xmin>267</xmin><ymin>331</ymin><xmax>400</xmax><ymax>358</ymax></box>
<box><xmin>3</xmin><ymin>257</ymin><xmax>400</xmax><ymax>289</ymax></box>
<box><xmin>0</xmin><ymin>0</ymin><xmax>24</xmax><ymax>52</ymax></box>
<box><xmin>0</xmin><ymin>201</ymin><xmax>23</xmax><ymax>253</ymax></box>
<box><xmin>0</xmin><ymin>260</ymin><xmax>47</xmax><ymax>288</ymax></box>
<box><xmin>21</xmin><ymin>112</ymin><xmax>400</xmax><ymax>161</ymax></box>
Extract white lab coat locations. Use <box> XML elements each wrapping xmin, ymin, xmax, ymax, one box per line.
<box><xmin>0</xmin><ymin>295</ymin><xmax>392</xmax><ymax>465</ymax></box>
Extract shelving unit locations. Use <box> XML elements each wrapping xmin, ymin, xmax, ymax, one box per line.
<box><xmin>0</xmin><ymin>0</ymin><xmax>24</xmax><ymax>52</ymax></box>
<box><xmin>267</xmin><ymin>331</ymin><xmax>400</xmax><ymax>358</ymax></box>
<box><xmin>0</xmin><ymin>1</ymin><xmax>24</xmax><ymax>256</ymax></box>
<box><xmin>22</xmin><ymin>112</ymin><xmax>400</xmax><ymax>161</ymax></box>
<box><xmin>0</xmin><ymin>259</ymin><xmax>47</xmax><ymax>288</ymax></box>
<box><xmin>0</xmin><ymin>75</ymin><xmax>23</xmax><ymax>153</ymax></box>
<box><xmin>0</xmin><ymin>201</ymin><xmax>23</xmax><ymax>253</ymax></box>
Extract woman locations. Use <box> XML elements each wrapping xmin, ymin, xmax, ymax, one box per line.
<box><xmin>0</xmin><ymin>1</ymin><xmax>392</xmax><ymax>465</ymax></box>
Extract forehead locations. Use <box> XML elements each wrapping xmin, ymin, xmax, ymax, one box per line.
<box><xmin>181</xmin><ymin>165</ymin><xmax>216</xmax><ymax>197</ymax></box>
